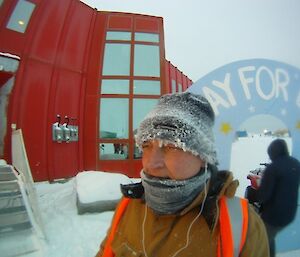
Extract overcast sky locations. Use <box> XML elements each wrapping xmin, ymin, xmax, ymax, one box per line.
<box><xmin>81</xmin><ymin>0</ymin><xmax>300</xmax><ymax>82</ymax></box>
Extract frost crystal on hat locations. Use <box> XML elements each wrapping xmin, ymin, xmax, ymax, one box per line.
<box><xmin>135</xmin><ymin>92</ymin><xmax>218</xmax><ymax>165</ymax></box>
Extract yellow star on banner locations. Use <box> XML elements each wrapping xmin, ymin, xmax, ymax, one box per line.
<box><xmin>296</xmin><ymin>120</ymin><xmax>300</xmax><ymax>130</ymax></box>
<box><xmin>220</xmin><ymin>122</ymin><xmax>233</xmax><ymax>134</ymax></box>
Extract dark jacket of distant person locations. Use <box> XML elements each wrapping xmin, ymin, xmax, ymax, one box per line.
<box><xmin>258</xmin><ymin>138</ymin><xmax>300</xmax><ymax>227</ymax></box>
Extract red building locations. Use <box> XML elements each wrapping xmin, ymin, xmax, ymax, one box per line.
<box><xmin>0</xmin><ymin>0</ymin><xmax>192</xmax><ymax>181</ymax></box>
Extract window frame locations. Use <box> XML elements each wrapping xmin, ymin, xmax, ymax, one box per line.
<box><xmin>98</xmin><ymin>28</ymin><xmax>163</xmax><ymax>162</ymax></box>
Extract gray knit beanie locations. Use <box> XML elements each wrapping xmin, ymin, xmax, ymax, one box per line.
<box><xmin>135</xmin><ymin>92</ymin><xmax>218</xmax><ymax>165</ymax></box>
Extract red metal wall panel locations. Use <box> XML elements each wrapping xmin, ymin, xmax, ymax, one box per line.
<box><xmin>177</xmin><ymin>70</ymin><xmax>183</xmax><ymax>84</ymax></box>
<box><xmin>59</xmin><ymin>1</ymin><xmax>94</xmax><ymax>70</ymax></box>
<box><xmin>165</xmin><ymin>60</ymin><xmax>171</xmax><ymax>93</ymax></box>
<box><xmin>29</xmin><ymin>0</ymin><xmax>70</xmax><ymax>62</ymax></box>
<box><xmin>107</xmin><ymin>14</ymin><xmax>133</xmax><ymax>30</ymax></box>
<box><xmin>83</xmin><ymin>96</ymin><xmax>98</xmax><ymax>170</ymax></box>
<box><xmin>15</xmin><ymin>59</ymin><xmax>52</xmax><ymax>181</ymax></box>
<box><xmin>181</xmin><ymin>74</ymin><xmax>187</xmax><ymax>91</ymax></box>
<box><xmin>53</xmin><ymin>71</ymin><xmax>82</xmax><ymax>125</ymax></box>
<box><xmin>135</xmin><ymin>17</ymin><xmax>159</xmax><ymax>32</ymax></box>
<box><xmin>170</xmin><ymin>63</ymin><xmax>176</xmax><ymax>81</ymax></box>
<box><xmin>83</xmin><ymin>12</ymin><xmax>106</xmax><ymax>172</ymax></box>
<box><xmin>49</xmin><ymin>68</ymin><xmax>82</xmax><ymax>179</ymax></box>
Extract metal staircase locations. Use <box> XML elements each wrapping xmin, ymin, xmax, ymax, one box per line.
<box><xmin>0</xmin><ymin>164</ymin><xmax>42</xmax><ymax>257</ymax></box>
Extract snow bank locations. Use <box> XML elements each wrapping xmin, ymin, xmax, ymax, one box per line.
<box><xmin>32</xmin><ymin>179</ymin><xmax>115</xmax><ymax>257</ymax></box>
<box><xmin>76</xmin><ymin>171</ymin><xmax>132</xmax><ymax>203</ymax></box>
<box><xmin>75</xmin><ymin>171</ymin><xmax>133</xmax><ymax>214</ymax></box>
<box><xmin>0</xmin><ymin>159</ymin><xmax>7</xmax><ymax>165</ymax></box>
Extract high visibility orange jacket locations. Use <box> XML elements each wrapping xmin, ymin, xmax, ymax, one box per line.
<box><xmin>96</xmin><ymin>171</ymin><xmax>269</xmax><ymax>257</ymax></box>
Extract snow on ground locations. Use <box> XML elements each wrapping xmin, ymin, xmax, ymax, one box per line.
<box><xmin>76</xmin><ymin>171</ymin><xmax>132</xmax><ymax>203</ymax></box>
<box><xmin>30</xmin><ymin>178</ymin><xmax>114</xmax><ymax>257</ymax></box>
<box><xmin>20</xmin><ymin>170</ymin><xmax>298</xmax><ymax>257</ymax></box>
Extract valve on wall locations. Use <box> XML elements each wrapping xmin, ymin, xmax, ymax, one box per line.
<box><xmin>69</xmin><ymin>117</ymin><xmax>78</xmax><ymax>141</ymax></box>
<box><xmin>52</xmin><ymin>115</ymin><xmax>63</xmax><ymax>143</ymax></box>
<box><xmin>62</xmin><ymin>116</ymin><xmax>71</xmax><ymax>143</ymax></box>
<box><xmin>52</xmin><ymin>115</ymin><xmax>78</xmax><ymax>143</ymax></box>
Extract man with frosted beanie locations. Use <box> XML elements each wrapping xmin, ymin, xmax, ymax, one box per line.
<box><xmin>96</xmin><ymin>92</ymin><xmax>269</xmax><ymax>257</ymax></box>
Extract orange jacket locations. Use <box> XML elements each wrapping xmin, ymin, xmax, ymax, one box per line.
<box><xmin>102</xmin><ymin>196</ymin><xmax>248</xmax><ymax>257</ymax></box>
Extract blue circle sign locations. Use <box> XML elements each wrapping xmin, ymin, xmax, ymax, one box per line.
<box><xmin>188</xmin><ymin>59</ymin><xmax>300</xmax><ymax>169</ymax></box>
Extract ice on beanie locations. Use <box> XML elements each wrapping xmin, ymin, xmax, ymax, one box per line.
<box><xmin>135</xmin><ymin>91</ymin><xmax>218</xmax><ymax>165</ymax></box>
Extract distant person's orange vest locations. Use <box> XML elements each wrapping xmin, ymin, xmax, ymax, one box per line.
<box><xmin>102</xmin><ymin>197</ymin><xmax>248</xmax><ymax>257</ymax></box>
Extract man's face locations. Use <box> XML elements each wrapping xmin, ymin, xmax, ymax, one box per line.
<box><xmin>142</xmin><ymin>140</ymin><xmax>204</xmax><ymax>180</ymax></box>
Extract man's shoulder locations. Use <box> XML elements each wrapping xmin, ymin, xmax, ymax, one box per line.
<box><xmin>279</xmin><ymin>156</ymin><xmax>300</xmax><ymax>171</ymax></box>
<box><xmin>290</xmin><ymin>156</ymin><xmax>300</xmax><ymax>166</ymax></box>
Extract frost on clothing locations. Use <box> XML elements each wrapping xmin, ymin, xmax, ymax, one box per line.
<box><xmin>140</xmin><ymin>169</ymin><xmax>210</xmax><ymax>215</ymax></box>
<box><xmin>135</xmin><ymin>92</ymin><xmax>218</xmax><ymax>165</ymax></box>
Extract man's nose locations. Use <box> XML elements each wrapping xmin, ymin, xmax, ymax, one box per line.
<box><xmin>144</xmin><ymin>148</ymin><xmax>165</xmax><ymax>176</ymax></box>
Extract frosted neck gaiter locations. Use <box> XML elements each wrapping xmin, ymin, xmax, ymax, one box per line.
<box><xmin>140</xmin><ymin>169</ymin><xmax>210</xmax><ymax>215</ymax></box>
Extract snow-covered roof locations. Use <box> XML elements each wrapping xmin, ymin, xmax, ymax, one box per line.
<box><xmin>0</xmin><ymin>52</ymin><xmax>20</xmax><ymax>60</ymax></box>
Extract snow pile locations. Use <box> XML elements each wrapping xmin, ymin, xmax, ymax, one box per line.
<box><xmin>32</xmin><ymin>179</ymin><xmax>114</xmax><ymax>257</ymax></box>
<box><xmin>76</xmin><ymin>171</ymin><xmax>132</xmax><ymax>203</ymax></box>
<box><xmin>75</xmin><ymin>171</ymin><xmax>133</xmax><ymax>214</ymax></box>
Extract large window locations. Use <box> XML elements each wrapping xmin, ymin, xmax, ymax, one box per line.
<box><xmin>99</xmin><ymin>98</ymin><xmax>129</xmax><ymax>139</ymax></box>
<box><xmin>134</xmin><ymin>32</ymin><xmax>159</xmax><ymax>43</ymax></box>
<box><xmin>133</xmin><ymin>99</ymin><xmax>158</xmax><ymax>158</ymax></box>
<box><xmin>106</xmin><ymin>31</ymin><xmax>131</xmax><ymax>41</ymax></box>
<box><xmin>101</xmin><ymin>79</ymin><xmax>129</xmax><ymax>94</ymax></box>
<box><xmin>98</xmin><ymin>29</ymin><xmax>161</xmax><ymax>161</ymax></box>
<box><xmin>102</xmin><ymin>43</ymin><xmax>131</xmax><ymax>76</ymax></box>
<box><xmin>0</xmin><ymin>56</ymin><xmax>19</xmax><ymax>72</ymax></box>
<box><xmin>134</xmin><ymin>45</ymin><xmax>160</xmax><ymax>77</ymax></box>
<box><xmin>6</xmin><ymin>0</ymin><xmax>35</xmax><ymax>33</ymax></box>
<box><xmin>133</xmin><ymin>80</ymin><xmax>160</xmax><ymax>95</ymax></box>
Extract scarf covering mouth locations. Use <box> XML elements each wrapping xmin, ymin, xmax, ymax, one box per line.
<box><xmin>140</xmin><ymin>169</ymin><xmax>211</xmax><ymax>215</ymax></box>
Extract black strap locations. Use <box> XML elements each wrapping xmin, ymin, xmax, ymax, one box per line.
<box><xmin>120</xmin><ymin>182</ymin><xmax>144</xmax><ymax>199</ymax></box>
